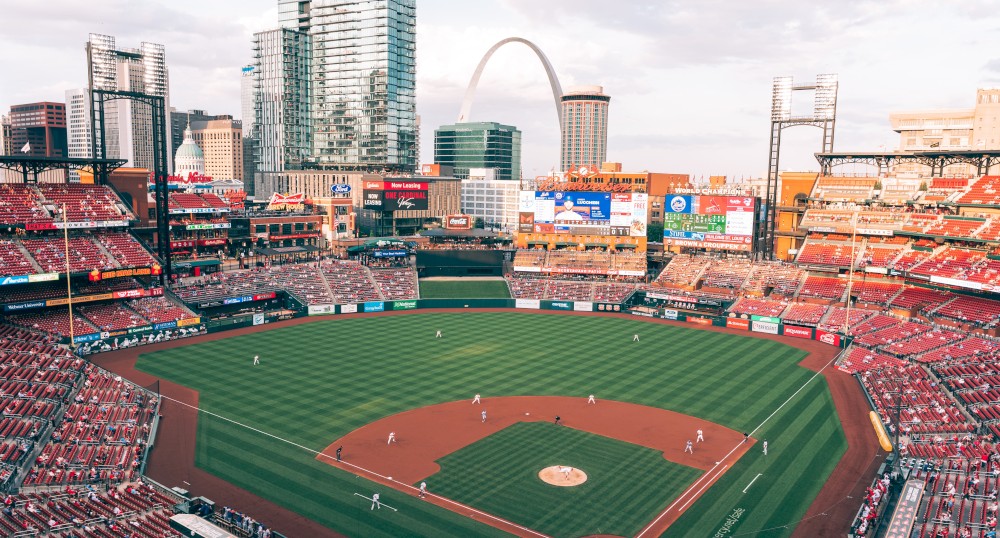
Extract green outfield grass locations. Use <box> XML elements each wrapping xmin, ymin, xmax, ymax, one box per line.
<box><xmin>135</xmin><ymin>312</ymin><xmax>845</xmax><ymax>538</ymax></box>
<box><xmin>418</xmin><ymin>279</ymin><xmax>511</xmax><ymax>298</ymax></box>
<box><xmin>428</xmin><ymin>421</ymin><xmax>701</xmax><ymax>537</ymax></box>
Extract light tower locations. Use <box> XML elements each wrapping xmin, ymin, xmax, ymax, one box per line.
<box><xmin>760</xmin><ymin>74</ymin><xmax>838</xmax><ymax>259</ymax></box>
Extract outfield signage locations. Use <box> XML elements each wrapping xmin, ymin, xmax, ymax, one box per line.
<box><xmin>815</xmin><ymin>329</ymin><xmax>841</xmax><ymax>347</ymax></box>
<box><xmin>595</xmin><ymin>303</ymin><xmax>622</xmax><ymax>312</ymax></box>
<box><xmin>392</xmin><ymin>300</ymin><xmax>418</xmax><ymax>310</ymax></box>
<box><xmin>363</xmin><ymin>301</ymin><xmax>385</xmax><ymax>312</ymax></box>
<box><xmin>186</xmin><ymin>223</ymin><xmax>231</xmax><ymax>230</ymax></box>
<box><xmin>217</xmin><ymin>292</ymin><xmax>277</xmax><ymax>307</ymax></box>
<box><xmin>662</xmin><ymin>309</ymin><xmax>679</xmax><ymax>320</ymax></box>
<box><xmin>751</xmin><ymin>320</ymin><xmax>780</xmax><ymax>334</ymax></box>
<box><xmin>88</xmin><ymin>265</ymin><xmax>162</xmax><ymax>282</ymax></box>
<box><xmin>341</xmin><ymin>304</ymin><xmax>359</xmax><ymax>314</ymax></box>
<box><xmin>2</xmin><ymin>300</ymin><xmax>47</xmax><ymax>313</ymax></box>
<box><xmin>549</xmin><ymin>301</ymin><xmax>573</xmax><ymax>310</ymax></box>
<box><xmin>686</xmin><ymin>316</ymin><xmax>713</xmax><ymax>325</ymax></box>
<box><xmin>782</xmin><ymin>325</ymin><xmax>813</xmax><ymax>339</ymax></box>
<box><xmin>646</xmin><ymin>292</ymin><xmax>724</xmax><ymax>307</ymax></box>
<box><xmin>516</xmin><ymin>299</ymin><xmax>540</xmax><ymax>309</ymax></box>
<box><xmin>726</xmin><ymin>318</ymin><xmax>750</xmax><ymax>330</ymax></box>
<box><xmin>308</xmin><ymin>304</ymin><xmax>335</xmax><ymax>316</ymax></box>
<box><xmin>373</xmin><ymin>249</ymin><xmax>408</xmax><ymax>258</ymax></box>
<box><xmin>573</xmin><ymin>301</ymin><xmax>593</xmax><ymax>312</ymax></box>
<box><xmin>750</xmin><ymin>315</ymin><xmax>781</xmax><ymax>324</ymax></box>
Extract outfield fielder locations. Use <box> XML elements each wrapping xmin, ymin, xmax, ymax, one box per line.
<box><xmin>472</xmin><ymin>393</ymin><xmax>481</xmax><ymax>404</ymax></box>
<box><xmin>435</xmin><ymin>329</ymin><xmax>442</xmax><ymax>338</ymax></box>
<box><xmin>684</xmin><ymin>440</ymin><xmax>694</xmax><ymax>454</ymax></box>
<box><xmin>763</xmin><ymin>440</ymin><xmax>768</xmax><ymax>456</ymax></box>
<box><xmin>253</xmin><ymin>355</ymin><xmax>259</xmax><ymax>365</ymax></box>
<box><xmin>633</xmin><ymin>334</ymin><xmax>640</xmax><ymax>342</ymax></box>
<box><xmin>387</xmin><ymin>432</ymin><xmax>396</xmax><ymax>445</ymax></box>
<box><xmin>587</xmin><ymin>394</ymin><xmax>596</xmax><ymax>404</ymax></box>
<box><xmin>696</xmin><ymin>429</ymin><xmax>704</xmax><ymax>443</ymax></box>
<box><xmin>371</xmin><ymin>492</ymin><xmax>381</xmax><ymax>510</ymax></box>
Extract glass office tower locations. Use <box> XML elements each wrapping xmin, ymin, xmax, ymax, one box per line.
<box><xmin>434</xmin><ymin>121</ymin><xmax>522</xmax><ymax>180</ymax></box>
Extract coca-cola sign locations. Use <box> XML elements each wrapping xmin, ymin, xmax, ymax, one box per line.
<box><xmin>444</xmin><ymin>215</ymin><xmax>472</xmax><ymax>229</ymax></box>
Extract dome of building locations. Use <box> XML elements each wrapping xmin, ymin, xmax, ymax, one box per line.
<box><xmin>174</xmin><ymin>122</ymin><xmax>205</xmax><ymax>178</ymax></box>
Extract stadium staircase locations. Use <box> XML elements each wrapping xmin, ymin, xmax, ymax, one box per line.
<box><xmin>412</xmin><ymin>271</ymin><xmax>420</xmax><ymax>299</ymax></box>
<box><xmin>792</xmin><ymin>272</ymin><xmax>809</xmax><ymax>298</ymax></box>
<box><xmin>91</xmin><ymin>237</ymin><xmax>118</xmax><ymax>264</ymax></box>
<box><xmin>14</xmin><ymin>242</ymin><xmax>44</xmax><ymax>274</ymax></box>
<box><xmin>362</xmin><ymin>266</ymin><xmax>386</xmax><ymax>301</ymax></box>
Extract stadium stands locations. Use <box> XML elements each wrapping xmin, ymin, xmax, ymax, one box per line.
<box><xmin>76</xmin><ymin>303</ymin><xmax>150</xmax><ymax>332</ymax></box>
<box><xmin>729</xmin><ymin>298</ymin><xmax>787</xmax><ymax>318</ymax></box>
<box><xmin>812</xmin><ymin>176</ymin><xmax>878</xmax><ymax>202</ymax></box>
<box><xmin>820</xmin><ymin>306</ymin><xmax>876</xmax><ymax>333</ymax></box>
<box><xmin>320</xmin><ymin>260</ymin><xmax>383</xmax><ymax>303</ymax></box>
<box><xmin>798</xmin><ymin>275</ymin><xmax>846</xmax><ymax>301</ymax></box>
<box><xmin>933</xmin><ymin>295</ymin><xmax>1000</xmax><ymax>328</ymax></box>
<box><xmin>796</xmin><ymin>241</ymin><xmax>857</xmax><ymax>267</ymax></box>
<box><xmin>37</xmin><ymin>184</ymin><xmax>131</xmax><ymax>222</ymax></box>
<box><xmin>956</xmin><ymin>175</ymin><xmax>1000</xmax><ymax>205</ymax></box>
<box><xmin>94</xmin><ymin>233</ymin><xmax>158</xmax><ymax>268</ymax></box>
<box><xmin>128</xmin><ymin>296</ymin><xmax>195</xmax><ymax>324</ymax></box>
<box><xmin>699</xmin><ymin>258</ymin><xmax>753</xmax><ymax>294</ymax></box>
<box><xmin>0</xmin><ymin>239</ymin><xmax>40</xmax><ymax>277</ymax></box>
<box><xmin>838</xmin><ymin>347</ymin><xmax>906</xmax><ymax>374</ymax></box>
<box><xmin>781</xmin><ymin>303</ymin><xmax>827</xmax><ymax>326</ymax></box>
<box><xmin>652</xmin><ymin>255</ymin><xmax>709</xmax><ymax>288</ymax></box>
<box><xmin>20</xmin><ymin>236</ymin><xmax>115</xmax><ymax>274</ymax></box>
<box><xmin>0</xmin><ymin>184</ymin><xmax>52</xmax><ymax>227</ymax></box>
<box><xmin>851</xmin><ymin>280</ymin><xmax>903</xmax><ymax>305</ymax></box>
<box><xmin>370</xmin><ymin>268</ymin><xmax>418</xmax><ymax>300</ymax></box>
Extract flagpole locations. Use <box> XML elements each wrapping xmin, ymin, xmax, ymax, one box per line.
<box><xmin>63</xmin><ymin>203</ymin><xmax>76</xmax><ymax>348</ymax></box>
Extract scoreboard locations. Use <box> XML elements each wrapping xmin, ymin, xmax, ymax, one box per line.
<box><xmin>663</xmin><ymin>195</ymin><xmax>757</xmax><ymax>252</ymax></box>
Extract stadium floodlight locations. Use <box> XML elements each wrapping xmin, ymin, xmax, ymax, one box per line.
<box><xmin>770</xmin><ymin>76</ymin><xmax>792</xmax><ymax>122</ymax></box>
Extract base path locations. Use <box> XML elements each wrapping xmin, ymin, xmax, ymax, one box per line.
<box><xmin>318</xmin><ymin>396</ymin><xmax>752</xmax><ymax>537</ymax></box>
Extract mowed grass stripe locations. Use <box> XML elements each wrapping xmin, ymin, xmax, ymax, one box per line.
<box><xmin>136</xmin><ymin>312</ymin><xmax>842</xmax><ymax>537</ymax></box>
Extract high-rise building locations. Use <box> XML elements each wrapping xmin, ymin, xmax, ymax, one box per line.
<box><xmin>170</xmin><ymin>109</ymin><xmax>214</xmax><ymax>154</ymax></box>
<box><xmin>251</xmin><ymin>27</ymin><xmax>311</xmax><ymax>175</ymax></box>
<box><xmin>191</xmin><ymin>118</ymin><xmax>244</xmax><ymax>180</ymax></box>
<box><xmin>560</xmin><ymin>85</ymin><xmax>610</xmax><ymax>173</ymax></box>
<box><xmin>0</xmin><ymin>115</ymin><xmax>11</xmax><ymax>155</ymax></box>
<box><xmin>9</xmin><ymin>102</ymin><xmax>68</xmax><ymax>157</ymax></box>
<box><xmin>86</xmin><ymin>33</ymin><xmax>172</xmax><ymax>173</ymax></box>
<box><xmin>65</xmin><ymin>89</ymin><xmax>93</xmax><ymax>181</ymax></box>
<box><xmin>461</xmin><ymin>176</ymin><xmax>520</xmax><ymax>232</ymax></box>
<box><xmin>277</xmin><ymin>0</ymin><xmax>418</xmax><ymax>173</ymax></box>
<box><xmin>240</xmin><ymin>65</ymin><xmax>257</xmax><ymax>192</ymax></box>
<box><xmin>434</xmin><ymin>121</ymin><xmax>521</xmax><ymax>180</ymax></box>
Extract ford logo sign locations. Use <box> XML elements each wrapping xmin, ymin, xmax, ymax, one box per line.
<box><xmin>331</xmin><ymin>184</ymin><xmax>352</xmax><ymax>194</ymax></box>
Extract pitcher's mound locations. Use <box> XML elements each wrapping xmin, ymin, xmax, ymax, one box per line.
<box><xmin>538</xmin><ymin>465</ymin><xmax>588</xmax><ymax>486</ymax></box>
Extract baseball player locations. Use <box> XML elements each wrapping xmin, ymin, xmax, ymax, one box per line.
<box><xmin>684</xmin><ymin>440</ymin><xmax>694</xmax><ymax>454</ymax></box>
<box><xmin>633</xmin><ymin>334</ymin><xmax>640</xmax><ymax>342</ymax></box>
<box><xmin>371</xmin><ymin>492</ymin><xmax>381</xmax><ymax>510</ymax></box>
<box><xmin>387</xmin><ymin>432</ymin><xmax>396</xmax><ymax>445</ymax></box>
<box><xmin>472</xmin><ymin>393</ymin><xmax>481</xmax><ymax>404</ymax></box>
<box><xmin>435</xmin><ymin>329</ymin><xmax>442</xmax><ymax>338</ymax></box>
<box><xmin>763</xmin><ymin>440</ymin><xmax>768</xmax><ymax>456</ymax></box>
<box><xmin>336</xmin><ymin>446</ymin><xmax>342</xmax><ymax>461</ymax></box>
<box><xmin>481</xmin><ymin>410</ymin><xmax>487</xmax><ymax>423</ymax></box>
<box><xmin>587</xmin><ymin>394</ymin><xmax>596</xmax><ymax>404</ymax></box>
<box><xmin>560</xmin><ymin>466</ymin><xmax>572</xmax><ymax>479</ymax></box>
<box><xmin>419</xmin><ymin>481</ymin><xmax>427</xmax><ymax>498</ymax></box>
<box><xmin>253</xmin><ymin>355</ymin><xmax>259</xmax><ymax>365</ymax></box>
<box><xmin>696</xmin><ymin>429</ymin><xmax>704</xmax><ymax>443</ymax></box>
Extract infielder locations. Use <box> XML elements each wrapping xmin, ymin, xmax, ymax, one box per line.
<box><xmin>435</xmin><ymin>329</ymin><xmax>442</xmax><ymax>338</ymax></box>
<box><xmin>253</xmin><ymin>355</ymin><xmax>259</xmax><ymax>365</ymax></box>
<box><xmin>633</xmin><ymin>334</ymin><xmax>640</xmax><ymax>342</ymax></box>
<box><xmin>763</xmin><ymin>440</ymin><xmax>768</xmax><ymax>456</ymax></box>
<box><xmin>696</xmin><ymin>429</ymin><xmax>704</xmax><ymax>443</ymax></box>
<box><xmin>587</xmin><ymin>394</ymin><xmax>596</xmax><ymax>404</ymax></box>
<box><xmin>387</xmin><ymin>432</ymin><xmax>396</xmax><ymax>445</ymax></box>
<box><xmin>684</xmin><ymin>440</ymin><xmax>694</xmax><ymax>454</ymax></box>
<box><xmin>371</xmin><ymin>492</ymin><xmax>381</xmax><ymax>510</ymax></box>
<box><xmin>481</xmin><ymin>410</ymin><xmax>487</xmax><ymax>423</ymax></box>
<box><xmin>472</xmin><ymin>393</ymin><xmax>481</xmax><ymax>404</ymax></box>
<box><xmin>419</xmin><ymin>481</ymin><xmax>427</xmax><ymax>498</ymax></box>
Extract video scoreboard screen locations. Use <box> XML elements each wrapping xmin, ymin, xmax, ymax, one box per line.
<box><xmin>518</xmin><ymin>191</ymin><xmax>648</xmax><ymax>237</ymax></box>
<box><xmin>663</xmin><ymin>195</ymin><xmax>757</xmax><ymax>252</ymax></box>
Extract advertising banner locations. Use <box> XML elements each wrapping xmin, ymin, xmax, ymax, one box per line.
<box><xmin>726</xmin><ymin>318</ymin><xmax>750</xmax><ymax>330</ymax></box>
<box><xmin>662</xmin><ymin>309</ymin><xmax>679</xmax><ymax>320</ymax></box>
<box><xmin>750</xmin><ymin>315</ymin><xmax>782</xmax><ymax>324</ymax></box>
<box><xmin>519</xmin><ymin>190</ymin><xmax>646</xmax><ymax>237</ymax></box>
<box><xmin>515</xmin><ymin>299</ymin><xmax>540</xmax><ymax>309</ymax></box>
<box><xmin>751</xmin><ymin>320</ymin><xmax>780</xmax><ymax>334</ymax></box>
<box><xmin>444</xmin><ymin>215</ymin><xmax>472</xmax><ymax>229</ymax></box>
<box><xmin>177</xmin><ymin>317</ymin><xmax>202</xmax><ymax>327</ymax></box>
<box><xmin>782</xmin><ymin>325</ymin><xmax>813</xmax><ymax>339</ymax></box>
<box><xmin>153</xmin><ymin>321</ymin><xmax>177</xmax><ymax>331</ymax></box>
<box><xmin>253</xmin><ymin>313</ymin><xmax>266</xmax><ymax>325</ymax></box>
<box><xmin>341</xmin><ymin>304</ymin><xmax>359</xmax><ymax>314</ymax></box>
<box><xmin>28</xmin><ymin>273</ymin><xmax>59</xmax><ymax>283</ymax></box>
<box><xmin>573</xmin><ymin>301</ymin><xmax>594</xmax><ymax>312</ymax></box>
<box><xmin>815</xmin><ymin>329</ymin><xmax>841</xmax><ymax>347</ymax></box>
<box><xmin>363</xmin><ymin>301</ymin><xmax>385</xmax><ymax>312</ymax></box>
<box><xmin>664</xmin><ymin>195</ymin><xmax>757</xmax><ymax>252</ymax></box>
<box><xmin>308</xmin><ymin>305</ymin><xmax>335</xmax><ymax>316</ymax></box>
<box><xmin>186</xmin><ymin>223</ymin><xmax>231</xmax><ymax>230</ymax></box>
<box><xmin>595</xmin><ymin>303</ymin><xmax>622</xmax><ymax>312</ymax></box>
<box><xmin>686</xmin><ymin>316</ymin><xmax>713</xmax><ymax>325</ymax></box>
<box><xmin>392</xmin><ymin>300</ymin><xmax>418</xmax><ymax>310</ymax></box>
<box><xmin>549</xmin><ymin>301</ymin><xmax>573</xmax><ymax>310</ymax></box>
<box><xmin>364</xmin><ymin>181</ymin><xmax>429</xmax><ymax>211</ymax></box>
<box><xmin>0</xmin><ymin>275</ymin><xmax>30</xmax><ymax>286</ymax></box>
<box><xmin>3</xmin><ymin>300</ymin><xmax>47</xmax><ymax>313</ymax></box>
<box><xmin>373</xmin><ymin>249</ymin><xmax>408</xmax><ymax>258</ymax></box>
<box><xmin>47</xmin><ymin>293</ymin><xmax>113</xmax><ymax>307</ymax></box>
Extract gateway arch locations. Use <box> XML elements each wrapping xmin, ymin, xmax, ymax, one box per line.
<box><xmin>457</xmin><ymin>37</ymin><xmax>563</xmax><ymax>127</ymax></box>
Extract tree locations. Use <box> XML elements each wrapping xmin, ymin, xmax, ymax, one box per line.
<box><xmin>474</xmin><ymin>217</ymin><xmax>485</xmax><ymax>229</ymax></box>
<box><xmin>646</xmin><ymin>222</ymin><xmax>664</xmax><ymax>243</ymax></box>
<box><xmin>919</xmin><ymin>181</ymin><xmax>928</xmax><ymax>191</ymax></box>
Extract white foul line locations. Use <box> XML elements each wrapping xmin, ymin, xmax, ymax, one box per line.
<box><xmin>157</xmin><ymin>394</ymin><xmax>550</xmax><ymax>538</ymax></box>
<box><xmin>635</xmin><ymin>352</ymin><xmax>839</xmax><ymax>538</ymax></box>
<box><xmin>353</xmin><ymin>492</ymin><xmax>398</xmax><ymax>512</ymax></box>
<box><xmin>742</xmin><ymin>473</ymin><xmax>763</xmax><ymax>494</ymax></box>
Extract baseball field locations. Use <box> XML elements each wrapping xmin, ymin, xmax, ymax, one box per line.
<box><xmin>418</xmin><ymin>279</ymin><xmax>512</xmax><ymax>298</ymax></box>
<box><xmin>121</xmin><ymin>311</ymin><xmax>848</xmax><ymax>537</ymax></box>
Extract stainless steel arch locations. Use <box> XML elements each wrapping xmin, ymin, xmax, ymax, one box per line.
<box><xmin>457</xmin><ymin>37</ymin><xmax>563</xmax><ymax>126</ymax></box>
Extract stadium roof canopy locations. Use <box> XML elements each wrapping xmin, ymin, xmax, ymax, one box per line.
<box><xmin>418</xmin><ymin>228</ymin><xmax>510</xmax><ymax>239</ymax></box>
<box><xmin>0</xmin><ymin>155</ymin><xmax>128</xmax><ymax>182</ymax></box>
<box><xmin>815</xmin><ymin>149</ymin><xmax>1000</xmax><ymax>176</ymax></box>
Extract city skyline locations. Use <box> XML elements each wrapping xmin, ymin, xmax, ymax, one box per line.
<box><xmin>1</xmin><ymin>0</ymin><xmax>999</xmax><ymax>179</ymax></box>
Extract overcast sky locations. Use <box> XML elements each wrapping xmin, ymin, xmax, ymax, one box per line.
<box><xmin>2</xmin><ymin>0</ymin><xmax>999</xmax><ymax>179</ymax></box>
